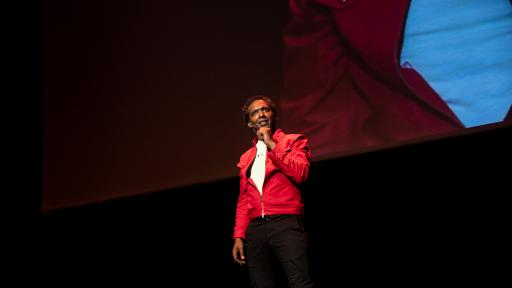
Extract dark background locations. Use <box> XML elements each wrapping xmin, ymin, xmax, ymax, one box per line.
<box><xmin>40</xmin><ymin>124</ymin><xmax>510</xmax><ymax>286</ymax></box>
<box><xmin>17</xmin><ymin>0</ymin><xmax>510</xmax><ymax>285</ymax></box>
<box><xmin>43</xmin><ymin>0</ymin><xmax>288</xmax><ymax>211</ymax></box>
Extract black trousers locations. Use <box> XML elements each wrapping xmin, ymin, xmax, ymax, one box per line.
<box><xmin>245</xmin><ymin>214</ymin><xmax>314</xmax><ymax>288</ymax></box>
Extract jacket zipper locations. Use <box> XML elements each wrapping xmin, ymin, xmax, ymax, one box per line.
<box><xmin>261</xmin><ymin>194</ymin><xmax>265</xmax><ymax>218</ymax></box>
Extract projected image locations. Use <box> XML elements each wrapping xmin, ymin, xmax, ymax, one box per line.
<box><xmin>43</xmin><ymin>0</ymin><xmax>511</xmax><ymax>211</ymax></box>
<box><xmin>278</xmin><ymin>0</ymin><xmax>512</xmax><ymax>158</ymax></box>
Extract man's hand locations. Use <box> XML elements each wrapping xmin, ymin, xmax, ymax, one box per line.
<box><xmin>257</xmin><ymin>127</ymin><xmax>276</xmax><ymax>150</ymax></box>
<box><xmin>232</xmin><ymin>238</ymin><xmax>246</xmax><ymax>265</ymax></box>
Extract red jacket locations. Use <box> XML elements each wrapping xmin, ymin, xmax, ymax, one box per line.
<box><xmin>233</xmin><ymin>129</ymin><xmax>311</xmax><ymax>239</ymax></box>
<box><xmin>280</xmin><ymin>0</ymin><xmax>466</xmax><ymax>157</ymax></box>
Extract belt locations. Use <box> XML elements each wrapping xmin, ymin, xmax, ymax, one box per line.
<box><xmin>249</xmin><ymin>214</ymin><xmax>289</xmax><ymax>223</ymax></box>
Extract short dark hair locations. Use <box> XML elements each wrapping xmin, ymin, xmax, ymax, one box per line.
<box><xmin>242</xmin><ymin>95</ymin><xmax>278</xmax><ymax>124</ymax></box>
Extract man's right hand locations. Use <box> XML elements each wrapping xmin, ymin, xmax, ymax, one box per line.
<box><xmin>232</xmin><ymin>238</ymin><xmax>246</xmax><ymax>265</ymax></box>
<box><xmin>257</xmin><ymin>127</ymin><xmax>276</xmax><ymax>150</ymax></box>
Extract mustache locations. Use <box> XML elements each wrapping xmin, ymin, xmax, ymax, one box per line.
<box><xmin>256</xmin><ymin>118</ymin><xmax>271</xmax><ymax>128</ymax></box>
<box><xmin>250</xmin><ymin>118</ymin><xmax>271</xmax><ymax>132</ymax></box>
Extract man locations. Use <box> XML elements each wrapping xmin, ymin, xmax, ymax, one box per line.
<box><xmin>279</xmin><ymin>0</ymin><xmax>512</xmax><ymax>157</ymax></box>
<box><xmin>232</xmin><ymin>95</ymin><xmax>314</xmax><ymax>288</ymax></box>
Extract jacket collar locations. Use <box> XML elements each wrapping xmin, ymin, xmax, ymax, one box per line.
<box><xmin>251</xmin><ymin>128</ymin><xmax>283</xmax><ymax>146</ymax></box>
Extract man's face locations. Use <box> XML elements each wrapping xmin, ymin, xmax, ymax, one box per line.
<box><xmin>247</xmin><ymin>99</ymin><xmax>275</xmax><ymax>131</ymax></box>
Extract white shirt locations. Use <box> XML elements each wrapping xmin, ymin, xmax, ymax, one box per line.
<box><xmin>250</xmin><ymin>140</ymin><xmax>267</xmax><ymax>195</ymax></box>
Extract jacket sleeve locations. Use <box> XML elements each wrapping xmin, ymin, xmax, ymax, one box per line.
<box><xmin>233</xmin><ymin>161</ymin><xmax>249</xmax><ymax>239</ymax></box>
<box><xmin>267</xmin><ymin>135</ymin><xmax>311</xmax><ymax>184</ymax></box>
